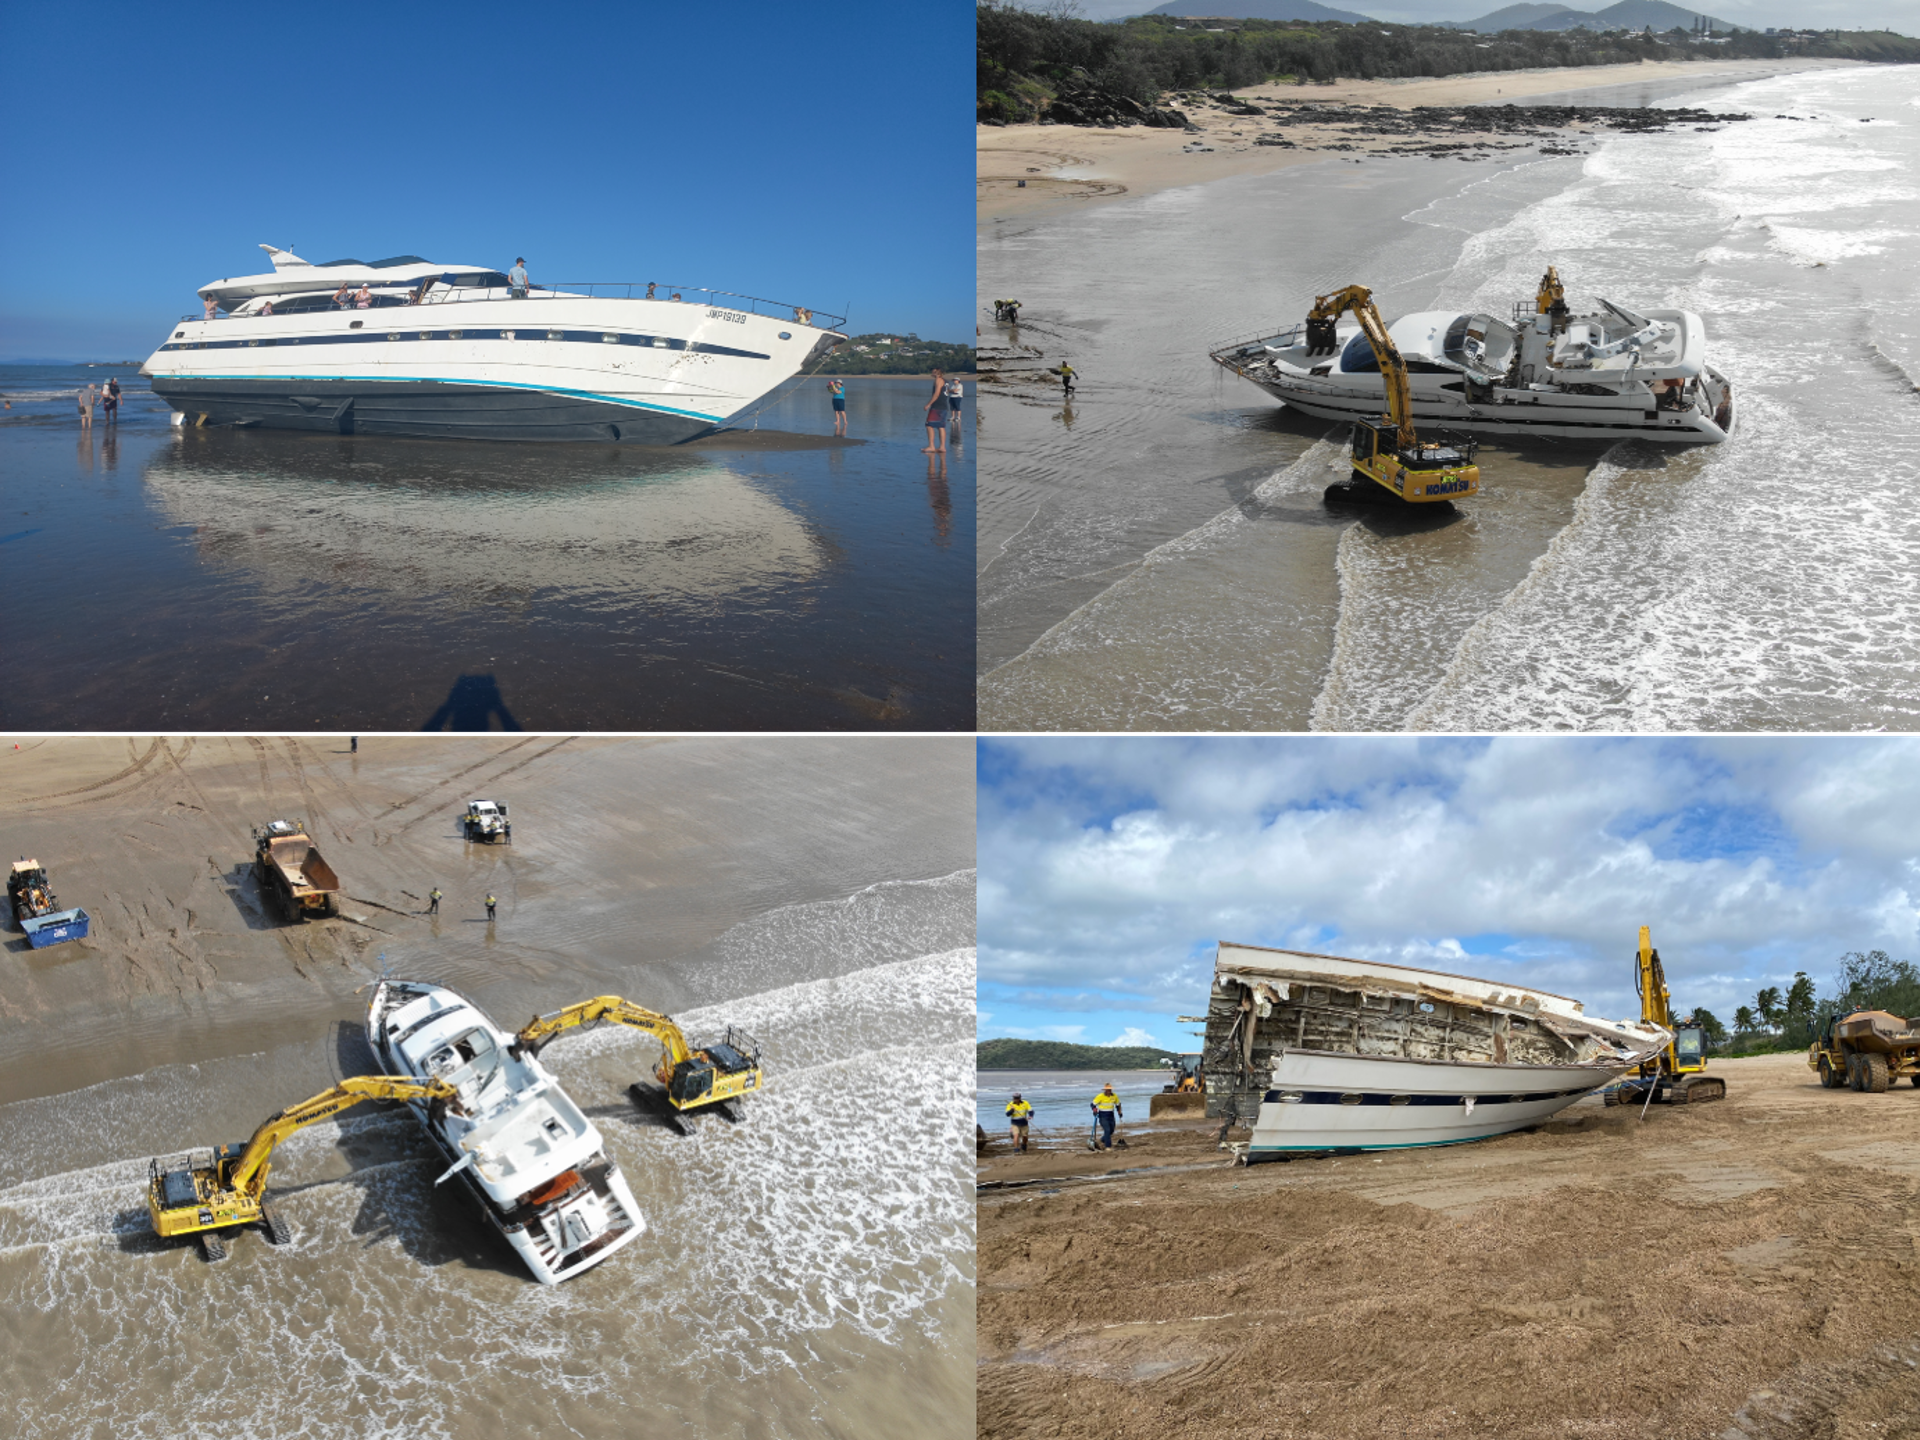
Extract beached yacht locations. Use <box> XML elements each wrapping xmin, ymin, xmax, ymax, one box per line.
<box><xmin>142</xmin><ymin>245</ymin><xmax>846</xmax><ymax>442</ymax></box>
<box><xmin>367</xmin><ymin>978</ymin><xmax>645</xmax><ymax>1282</ymax></box>
<box><xmin>1203</xmin><ymin>942</ymin><xmax>1670</xmax><ymax>1160</ymax></box>
<box><xmin>1210</xmin><ymin>281</ymin><xmax>1734</xmax><ymax>443</ymax></box>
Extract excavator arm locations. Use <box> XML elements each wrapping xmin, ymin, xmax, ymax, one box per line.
<box><xmin>1634</xmin><ymin>924</ymin><xmax>1675</xmax><ymax>1032</ymax></box>
<box><xmin>224</xmin><ymin>1074</ymin><xmax>460</xmax><ymax>1195</ymax></box>
<box><xmin>512</xmin><ymin>996</ymin><xmax>693</xmax><ymax>1066</ymax></box>
<box><xmin>514</xmin><ymin>995</ymin><xmax>764</xmax><ymax>1124</ymax></box>
<box><xmin>1308</xmin><ymin>284</ymin><xmax>1415</xmax><ymax>448</ymax></box>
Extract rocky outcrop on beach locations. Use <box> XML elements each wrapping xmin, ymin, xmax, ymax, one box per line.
<box><xmin>1044</xmin><ymin>68</ymin><xmax>1190</xmax><ymax>129</ymax></box>
<box><xmin>1159</xmin><ymin>92</ymin><xmax>1753</xmax><ymax>159</ymax></box>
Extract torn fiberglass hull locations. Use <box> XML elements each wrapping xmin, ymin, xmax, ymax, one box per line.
<box><xmin>1203</xmin><ymin>941</ymin><xmax>1669</xmax><ymax>1159</ymax></box>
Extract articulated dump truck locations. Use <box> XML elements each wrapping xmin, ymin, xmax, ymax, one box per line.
<box><xmin>252</xmin><ymin>819</ymin><xmax>341</xmax><ymax>921</ymax></box>
<box><xmin>1809</xmin><ymin>1010</ymin><xmax>1920</xmax><ymax>1093</ymax></box>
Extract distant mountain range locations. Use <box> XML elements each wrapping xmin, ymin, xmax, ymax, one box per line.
<box><xmin>1146</xmin><ymin>0</ymin><xmax>1376</xmax><ymax>24</ymax></box>
<box><xmin>1142</xmin><ymin>0</ymin><xmax>1739</xmax><ymax>30</ymax></box>
<box><xmin>977</xmin><ymin>1038</ymin><xmax>1180</xmax><ymax>1070</ymax></box>
<box><xmin>1445</xmin><ymin>1</ymin><xmax>1738</xmax><ymax>31</ymax></box>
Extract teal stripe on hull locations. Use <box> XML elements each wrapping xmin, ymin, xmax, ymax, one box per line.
<box><xmin>159</xmin><ymin>373</ymin><xmax>723</xmax><ymax>423</ymax></box>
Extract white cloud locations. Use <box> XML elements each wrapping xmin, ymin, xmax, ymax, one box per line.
<box><xmin>980</xmin><ymin>738</ymin><xmax>1920</xmax><ymax>1025</ymax></box>
<box><xmin>1102</xmin><ymin>1027</ymin><xmax>1164</xmax><ymax>1048</ymax></box>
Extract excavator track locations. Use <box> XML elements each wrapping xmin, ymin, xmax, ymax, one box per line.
<box><xmin>260</xmin><ymin>1204</ymin><xmax>292</xmax><ymax>1246</ymax></box>
<box><xmin>198</xmin><ymin>1231</ymin><xmax>228</xmax><ymax>1263</ymax></box>
<box><xmin>1672</xmin><ymin>1075</ymin><xmax>1726</xmax><ymax>1104</ymax></box>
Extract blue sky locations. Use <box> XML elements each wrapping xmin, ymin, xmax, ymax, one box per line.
<box><xmin>979</xmin><ymin>737</ymin><xmax>1920</xmax><ymax>1052</ymax></box>
<box><xmin>0</xmin><ymin>0</ymin><xmax>973</xmax><ymax>362</ymax></box>
<box><xmin>1069</xmin><ymin>1</ymin><xmax>1911</xmax><ymax>30</ymax></box>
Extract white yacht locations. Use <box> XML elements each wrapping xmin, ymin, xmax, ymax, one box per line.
<box><xmin>1204</xmin><ymin>942</ymin><xmax>1669</xmax><ymax>1160</ymax></box>
<box><xmin>367</xmin><ymin>978</ymin><xmax>645</xmax><ymax>1282</ymax></box>
<box><xmin>1210</xmin><ymin>289</ymin><xmax>1734</xmax><ymax>444</ymax></box>
<box><xmin>142</xmin><ymin>245</ymin><xmax>847</xmax><ymax>443</ymax></box>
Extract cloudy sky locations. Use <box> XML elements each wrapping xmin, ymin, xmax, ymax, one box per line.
<box><xmin>1067</xmin><ymin>1</ymin><xmax>1916</xmax><ymax>32</ymax></box>
<box><xmin>978</xmin><ymin>737</ymin><xmax>1920</xmax><ymax>1051</ymax></box>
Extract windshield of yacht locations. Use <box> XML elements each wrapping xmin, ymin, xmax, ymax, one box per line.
<box><xmin>1338</xmin><ymin>328</ymin><xmax>1451</xmax><ymax>375</ymax></box>
<box><xmin>1442</xmin><ymin>313</ymin><xmax>1517</xmax><ymax>377</ymax></box>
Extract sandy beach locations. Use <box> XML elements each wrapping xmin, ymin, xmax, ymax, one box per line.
<box><xmin>979</xmin><ymin>1052</ymin><xmax>1920</xmax><ymax>1439</ymax></box>
<box><xmin>0</xmin><ymin>734</ymin><xmax>975</xmax><ymax>1104</ymax></box>
<box><xmin>979</xmin><ymin>57</ymin><xmax>1860</xmax><ymax>222</ymax></box>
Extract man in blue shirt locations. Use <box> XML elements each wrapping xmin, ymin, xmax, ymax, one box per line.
<box><xmin>509</xmin><ymin>258</ymin><xmax>529</xmax><ymax>298</ymax></box>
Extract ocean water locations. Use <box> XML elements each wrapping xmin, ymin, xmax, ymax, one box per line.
<box><xmin>0</xmin><ymin>369</ymin><xmax>973</xmax><ymax>731</ymax></box>
<box><xmin>974</xmin><ymin>1069</ymin><xmax>1176</xmax><ymax>1137</ymax></box>
<box><xmin>978</xmin><ymin>64</ymin><xmax>1920</xmax><ymax>731</ymax></box>
<box><xmin>0</xmin><ymin>884</ymin><xmax>977</xmax><ymax>1440</ymax></box>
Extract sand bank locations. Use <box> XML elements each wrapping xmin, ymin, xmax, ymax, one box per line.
<box><xmin>980</xmin><ymin>57</ymin><xmax>1860</xmax><ymax>223</ymax></box>
<box><xmin>979</xmin><ymin>1051</ymin><xmax>1920</xmax><ymax>1439</ymax></box>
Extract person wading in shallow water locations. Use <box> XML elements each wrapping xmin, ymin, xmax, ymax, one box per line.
<box><xmin>428</xmin><ymin>888</ymin><xmax>442</xmax><ymax>915</ymax></box>
<box><xmin>923</xmin><ymin>368</ymin><xmax>949</xmax><ymax>454</ymax></box>
<box><xmin>1005</xmin><ymin>1093</ymin><xmax>1033</xmax><ymax>1152</ymax></box>
<box><xmin>828</xmin><ymin>376</ymin><xmax>847</xmax><ymax>436</ymax></box>
<box><xmin>485</xmin><ymin>893</ymin><xmax>498</xmax><ymax>922</ymax></box>
<box><xmin>1090</xmin><ymin>1083</ymin><xmax>1121</xmax><ymax>1149</ymax></box>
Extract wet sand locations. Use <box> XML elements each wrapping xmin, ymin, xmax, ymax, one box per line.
<box><xmin>979</xmin><ymin>1053</ymin><xmax>1920</xmax><ymax>1440</ymax></box>
<box><xmin>979</xmin><ymin>58</ymin><xmax>1859</xmax><ymax>223</ymax></box>
<box><xmin>0</xmin><ymin>734</ymin><xmax>972</xmax><ymax>1102</ymax></box>
<box><xmin>0</xmin><ymin>734</ymin><xmax>975</xmax><ymax>1439</ymax></box>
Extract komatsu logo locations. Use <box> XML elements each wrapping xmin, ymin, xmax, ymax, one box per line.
<box><xmin>1423</xmin><ymin>478</ymin><xmax>1472</xmax><ymax>497</ymax></box>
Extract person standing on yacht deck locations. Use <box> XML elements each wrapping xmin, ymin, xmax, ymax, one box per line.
<box><xmin>203</xmin><ymin>296</ymin><xmax>218</xmax><ymax>320</ymax></box>
<box><xmin>332</xmin><ymin>282</ymin><xmax>352</xmax><ymax>309</ymax></box>
<box><xmin>509</xmin><ymin>258</ymin><xmax>529</xmax><ymax>298</ymax></box>
<box><xmin>354</xmin><ymin>285</ymin><xmax>371</xmax><ymax>309</ymax></box>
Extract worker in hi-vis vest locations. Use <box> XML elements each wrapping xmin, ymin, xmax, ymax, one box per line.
<box><xmin>1005</xmin><ymin>1093</ymin><xmax>1033</xmax><ymax>1152</ymax></box>
<box><xmin>1090</xmin><ymin>1083</ymin><xmax>1122</xmax><ymax>1149</ymax></box>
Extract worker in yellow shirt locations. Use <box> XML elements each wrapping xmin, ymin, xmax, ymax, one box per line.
<box><xmin>1005</xmin><ymin>1093</ymin><xmax>1033</xmax><ymax>1152</ymax></box>
<box><xmin>1090</xmin><ymin>1083</ymin><xmax>1122</xmax><ymax>1150</ymax></box>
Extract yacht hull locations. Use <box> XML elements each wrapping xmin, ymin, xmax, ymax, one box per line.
<box><xmin>1238</xmin><ymin>371</ymin><xmax>1732</xmax><ymax>444</ymax></box>
<box><xmin>153</xmin><ymin>375</ymin><xmax>712</xmax><ymax>444</ymax></box>
<box><xmin>145</xmin><ymin>295</ymin><xmax>843</xmax><ymax>444</ymax></box>
<box><xmin>1243</xmin><ymin>1050</ymin><xmax>1627</xmax><ymax>1158</ymax></box>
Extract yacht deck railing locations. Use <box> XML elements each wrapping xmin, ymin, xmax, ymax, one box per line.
<box><xmin>183</xmin><ymin>283</ymin><xmax>846</xmax><ymax>332</ymax></box>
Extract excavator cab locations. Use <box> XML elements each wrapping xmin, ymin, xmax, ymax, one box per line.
<box><xmin>1674</xmin><ymin>1024</ymin><xmax>1707</xmax><ymax>1071</ymax></box>
<box><xmin>1347</xmin><ymin>418</ymin><xmax>1480</xmax><ymax>503</ymax></box>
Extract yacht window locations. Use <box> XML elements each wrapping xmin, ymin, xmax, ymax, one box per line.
<box><xmin>447</xmin><ymin>330</ymin><xmax>462</xmax><ymax>340</ymax></box>
<box><xmin>248</xmin><ymin>339</ymin><xmax>259</xmax><ymax>347</ymax></box>
<box><xmin>174</xmin><ymin>331</ymin><xmax>183</xmax><ymax>339</ymax></box>
<box><xmin>501</xmin><ymin>330</ymin><xmax>515</xmax><ymax>340</ymax></box>
<box><xmin>350</xmin><ymin>321</ymin><xmax>363</xmax><ymax>329</ymax></box>
<box><xmin>778</xmin><ymin>331</ymin><xmax>792</xmax><ymax>341</ymax></box>
<box><xmin>651</xmin><ymin>338</ymin><xmax>668</xmax><ymax>348</ymax></box>
<box><xmin>388</xmin><ymin>332</ymin><xmax>401</xmax><ymax>340</ymax></box>
<box><xmin>602</xmin><ymin>333</ymin><xmax>621</xmax><ymax>344</ymax></box>
<box><xmin>548</xmin><ymin>330</ymin><xmax>564</xmax><ymax>340</ymax></box>
<box><xmin>419</xmin><ymin>332</ymin><xmax>431</xmax><ymax>340</ymax></box>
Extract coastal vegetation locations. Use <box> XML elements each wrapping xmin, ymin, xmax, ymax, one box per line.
<box><xmin>816</xmin><ymin>333</ymin><xmax>977</xmax><ymax>375</ymax></box>
<box><xmin>977</xmin><ymin>3</ymin><xmax>1920</xmax><ymax>122</ymax></box>
<box><xmin>978</xmin><ymin>1038</ymin><xmax>1180</xmax><ymax>1069</ymax></box>
<box><xmin>1702</xmin><ymin>950</ymin><xmax>1920</xmax><ymax>1056</ymax></box>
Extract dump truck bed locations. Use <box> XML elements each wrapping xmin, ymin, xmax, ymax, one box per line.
<box><xmin>264</xmin><ymin>837</ymin><xmax>340</xmax><ymax>896</ymax></box>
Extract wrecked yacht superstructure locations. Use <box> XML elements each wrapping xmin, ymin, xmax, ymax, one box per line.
<box><xmin>1205</xmin><ymin>942</ymin><xmax>1670</xmax><ymax>1160</ymax></box>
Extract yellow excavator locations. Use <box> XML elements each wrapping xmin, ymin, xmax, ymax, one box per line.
<box><xmin>1603</xmin><ymin>925</ymin><xmax>1727</xmax><ymax>1108</ymax></box>
<box><xmin>147</xmin><ymin>1074</ymin><xmax>460</xmax><ymax>1262</ymax></box>
<box><xmin>1304</xmin><ymin>284</ymin><xmax>1481</xmax><ymax>506</ymax></box>
<box><xmin>511</xmin><ymin>996</ymin><xmax>764</xmax><ymax>1135</ymax></box>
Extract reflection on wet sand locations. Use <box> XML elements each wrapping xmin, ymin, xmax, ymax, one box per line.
<box><xmin>143</xmin><ymin>428</ymin><xmax>826</xmax><ymax>607</ymax></box>
<box><xmin>927</xmin><ymin>455</ymin><xmax>952</xmax><ymax>546</ymax></box>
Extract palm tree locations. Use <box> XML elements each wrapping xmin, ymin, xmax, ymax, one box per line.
<box><xmin>1734</xmin><ymin>1004</ymin><xmax>1757</xmax><ymax>1035</ymax></box>
<box><xmin>1755</xmin><ymin>987</ymin><xmax>1783</xmax><ymax>1031</ymax></box>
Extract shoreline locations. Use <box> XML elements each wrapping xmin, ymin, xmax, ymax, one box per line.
<box><xmin>979</xmin><ymin>56</ymin><xmax>1861</xmax><ymax>224</ymax></box>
